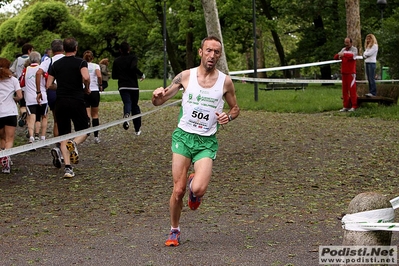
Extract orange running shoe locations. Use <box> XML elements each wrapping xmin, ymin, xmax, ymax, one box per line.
<box><xmin>165</xmin><ymin>229</ymin><xmax>180</xmax><ymax>246</ymax></box>
<box><xmin>187</xmin><ymin>173</ymin><xmax>201</xmax><ymax>210</ymax></box>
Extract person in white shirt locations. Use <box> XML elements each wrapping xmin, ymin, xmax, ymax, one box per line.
<box><xmin>363</xmin><ymin>34</ymin><xmax>379</xmax><ymax>97</ymax></box>
<box><xmin>83</xmin><ymin>50</ymin><xmax>102</xmax><ymax>144</ymax></box>
<box><xmin>36</xmin><ymin>40</ymin><xmax>65</xmax><ymax>168</ymax></box>
<box><xmin>24</xmin><ymin>51</ymin><xmax>48</xmax><ymax>144</ymax></box>
<box><xmin>0</xmin><ymin>58</ymin><xmax>23</xmax><ymax>173</ymax></box>
<box><xmin>36</xmin><ymin>39</ymin><xmax>65</xmax><ymax>139</ymax></box>
<box><xmin>10</xmin><ymin>43</ymin><xmax>34</xmax><ymax>127</ymax></box>
<box><xmin>152</xmin><ymin>36</ymin><xmax>240</xmax><ymax>247</ymax></box>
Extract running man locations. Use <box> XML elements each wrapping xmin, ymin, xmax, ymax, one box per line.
<box><xmin>152</xmin><ymin>36</ymin><xmax>240</xmax><ymax>246</ymax></box>
<box><xmin>46</xmin><ymin>37</ymin><xmax>90</xmax><ymax>178</ymax></box>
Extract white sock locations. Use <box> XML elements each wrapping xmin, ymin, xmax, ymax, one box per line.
<box><xmin>171</xmin><ymin>226</ymin><xmax>180</xmax><ymax>232</ymax></box>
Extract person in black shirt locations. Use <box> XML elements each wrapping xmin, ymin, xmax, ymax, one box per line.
<box><xmin>112</xmin><ymin>42</ymin><xmax>145</xmax><ymax>135</ymax></box>
<box><xmin>46</xmin><ymin>37</ymin><xmax>90</xmax><ymax>178</ymax></box>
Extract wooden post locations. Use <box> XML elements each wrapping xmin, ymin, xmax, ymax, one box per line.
<box><xmin>343</xmin><ymin>192</ymin><xmax>392</xmax><ymax>246</ymax></box>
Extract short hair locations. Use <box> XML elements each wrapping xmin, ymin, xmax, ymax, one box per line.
<box><xmin>200</xmin><ymin>36</ymin><xmax>222</xmax><ymax>49</ymax></box>
<box><xmin>63</xmin><ymin>37</ymin><xmax>78</xmax><ymax>53</ymax></box>
<box><xmin>29</xmin><ymin>51</ymin><xmax>41</xmax><ymax>64</ymax></box>
<box><xmin>83</xmin><ymin>50</ymin><xmax>94</xmax><ymax>62</ymax></box>
<box><xmin>51</xmin><ymin>39</ymin><xmax>64</xmax><ymax>53</ymax></box>
<box><xmin>119</xmin><ymin>42</ymin><xmax>130</xmax><ymax>54</ymax></box>
<box><xmin>22</xmin><ymin>43</ymin><xmax>34</xmax><ymax>54</ymax></box>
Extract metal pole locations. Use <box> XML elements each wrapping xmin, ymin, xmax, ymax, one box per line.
<box><xmin>380</xmin><ymin>8</ymin><xmax>383</xmax><ymax>79</ymax></box>
<box><xmin>377</xmin><ymin>0</ymin><xmax>387</xmax><ymax>80</ymax></box>
<box><xmin>252</xmin><ymin>0</ymin><xmax>258</xmax><ymax>102</ymax></box>
<box><xmin>163</xmin><ymin>0</ymin><xmax>167</xmax><ymax>88</ymax></box>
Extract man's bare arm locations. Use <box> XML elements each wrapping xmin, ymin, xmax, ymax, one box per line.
<box><xmin>152</xmin><ymin>72</ymin><xmax>185</xmax><ymax>106</ymax></box>
<box><xmin>224</xmin><ymin>76</ymin><xmax>240</xmax><ymax>120</ymax></box>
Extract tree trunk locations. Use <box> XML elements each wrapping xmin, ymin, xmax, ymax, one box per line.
<box><xmin>313</xmin><ymin>15</ymin><xmax>332</xmax><ymax>83</ymax></box>
<box><xmin>345</xmin><ymin>0</ymin><xmax>364</xmax><ymax>80</ymax></box>
<box><xmin>154</xmin><ymin>0</ymin><xmax>183</xmax><ymax>77</ymax></box>
<box><xmin>185</xmin><ymin>0</ymin><xmax>195</xmax><ymax>69</ymax></box>
<box><xmin>258</xmin><ymin>0</ymin><xmax>289</xmax><ymax>78</ymax></box>
<box><xmin>201</xmin><ymin>0</ymin><xmax>229</xmax><ymax>74</ymax></box>
<box><xmin>256</xmin><ymin>28</ymin><xmax>266</xmax><ymax>78</ymax></box>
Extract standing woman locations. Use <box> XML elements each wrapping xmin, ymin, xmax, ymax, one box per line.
<box><xmin>83</xmin><ymin>50</ymin><xmax>102</xmax><ymax>143</ymax></box>
<box><xmin>99</xmin><ymin>58</ymin><xmax>110</xmax><ymax>90</ymax></box>
<box><xmin>0</xmin><ymin>58</ymin><xmax>23</xmax><ymax>173</ymax></box>
<box><xmin>363</xmin><ymin>34</ymin><xmax>379</xmax><ymax>97</ymax></box>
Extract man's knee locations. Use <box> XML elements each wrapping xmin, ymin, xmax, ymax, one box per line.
<box><xmin>173</xmin><ymin>186</ymin><xmax>186</xmax><ymax>200</ymax></box>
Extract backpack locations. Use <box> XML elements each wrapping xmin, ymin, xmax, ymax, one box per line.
<box><xmin>19</xmin><ymin>68</ymin><xmax>26</xmax><ymax>87</ymax></box>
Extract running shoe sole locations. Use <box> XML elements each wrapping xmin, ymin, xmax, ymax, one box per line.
<box><xmin>66</xmin><ymin>140</ymin><xmax>79</xmax><ymax>164</ymax></box>
<box><xmin>51</xmin><ymin>148</ymin><xmax>62</xmax><ymax>168</ymax></box>
<box><xmin>1</xmin><ymin>156</ymin><xmax>10</xmax><ymax>174</ymax></box>
<box><xmin>123</xmin><ymin>114</ymin><xmax>130</xmax><ymax>130</ymax></box>
<box><xmin>18</xmin><ymin>112</ymin><xmax>27</xmax><ymax>127</ymax></box>
<box><xmin>64</xmin><ymin>168</ymin><xmax>75</xmax><ymax>178</ymax></box>
<box><xmin>123</xmin><ymin>121</ymin><xmax>129</xmax><ymax>130</ymax></box>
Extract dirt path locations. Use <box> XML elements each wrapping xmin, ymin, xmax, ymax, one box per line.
<box><xmin>1</xmin><ymin>102</ymin><xmax>399</xmax><ymax>265</ymax></box>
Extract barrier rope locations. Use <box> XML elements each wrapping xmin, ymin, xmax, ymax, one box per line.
<box><xmin>0</xmin><ymin>99</ymin><xmax>182</xmax><ymax>158</ymax></box>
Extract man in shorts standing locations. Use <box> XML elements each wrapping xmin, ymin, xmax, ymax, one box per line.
<box><xmin>152</xmin><ymin>36</ymin><xmax>240</xmax><ymax>246</ymax></box>
<box><xmin>46</xmin><ymin>37</ymin><xmax>90</xmax><ymax>178</ymax></box>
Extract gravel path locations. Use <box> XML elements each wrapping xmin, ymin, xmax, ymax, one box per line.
<box><xmin>1</xmin><ymin>102</ymin><xmax>399</xmax><ymax>265</ymax></box>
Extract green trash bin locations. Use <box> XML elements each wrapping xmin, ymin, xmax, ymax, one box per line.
<box><xmin>382</xmin><ymin>67</ymin><xmax>390</xmax><ymax>80</ymax></box>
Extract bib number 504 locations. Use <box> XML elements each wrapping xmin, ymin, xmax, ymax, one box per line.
<box><xmin>192</xmin><ymin>111</ymin><xmax>209</xmax><ymax>121</ymax></box>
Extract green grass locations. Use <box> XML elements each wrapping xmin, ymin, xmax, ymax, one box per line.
<box><xmin>103</xmin><ymin>79</ymin><xmax>399</xmax><ymax>120</ymax></box>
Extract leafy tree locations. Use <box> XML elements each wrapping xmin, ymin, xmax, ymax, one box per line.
<box><xmin>3</xmin><ymin>0</ymin><xmax>399</xmax><ymax>81</ymax></box>
<box><xmin>379</xmin><ymin>7</ymin><xmax>399</xmax><ymax>78</ymax></box>
<box><xmin>0</xmin><ymin>1</ymin><xmax>83</xmax><ymax>59</ymax></box>
<box><xmin>0</xmin><ymin>0</ymin><xmax>13</xmax><ymax>8</ymax></box>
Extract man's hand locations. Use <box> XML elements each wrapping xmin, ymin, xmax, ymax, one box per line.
<box><xmin>36</xmin><ymin>93</ymin><xmax>43</xmax><ymax>105</ymax></box>
<box><xmin>153</xmin><ymin>87</ymin><xmax>168</xmax><ymax>97</ymax></box>
<box><xmin>215</xmin><ymin>112</ymin><xmax>229</xmax><ymax>125</ymax></box>
<box><xmin>152</xmin><ymin>87</ymin><xmax>168</xmax><ymax>106</ymax></box>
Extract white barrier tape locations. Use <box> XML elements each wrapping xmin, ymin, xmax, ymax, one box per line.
<box><xmin>342</xmin><ymin>208</ymin><xmax>395</xmax><ymax>231</ymax></box>
<box><xmin>229</xmin><ymin>59</ymin><xmax>342</xmax><ymax>75</ymax></box>
<box><xmin>390</xmin><ymin>196</ymin><xmax>399</xmax><ymax>210</ymax></box>
<box><xmin>231</xmin><ymin>76</ymin><xmax>342</xmax><ymax>84</ymax></box>
<box><xmin>343</xmin><ymin>222</ymin><xmax>399</xmax><ymax>231</ymax></box>
<box><xmin>100</xmin><ymin>90</ymin><xmax>153</xmax><ymax>95</ymax></box>
<box><xmin>231</xmin><ymin>75</ymin><xmax>399</xmax><ymax>85</ymax></box>
<box><xmin>229</xmin><ymin>57</ymin><xmax>363</xmax><ymax>75</ymax></box>
<box><xmin>0</xmin><ymin>99</ymin><xmax>182</xmax><ymax>158</ymax></box>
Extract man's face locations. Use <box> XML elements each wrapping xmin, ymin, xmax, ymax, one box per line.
<box><xmin>344</xmin><ymin>38</ymin><xmax>352</xmax><ymax>49</ymax></box>
<box><xmin>199</xmin><ymin>40</ymin><xmax>222</xmax><ymax>71</ymax></box>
